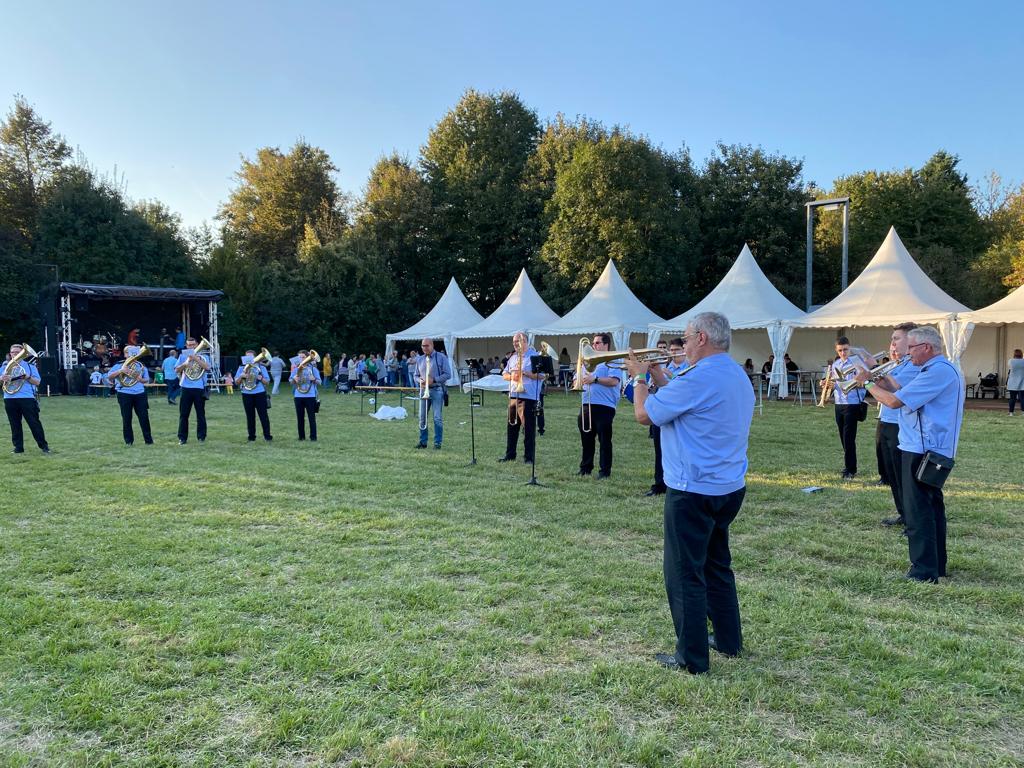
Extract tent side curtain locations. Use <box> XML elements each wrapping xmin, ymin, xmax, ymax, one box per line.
<box><xmin>766</xmin><ymin>322</ymin><xmax>794</xmax><ymax>398</ymax></box>
<box><xmin>60</xmin><ymin>282</ymin><xmax>225</xmax><ymax>302</ymax></box>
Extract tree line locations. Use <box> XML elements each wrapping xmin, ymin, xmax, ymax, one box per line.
<box><xmin>2</xmin><ymin>91</ymin><xmax>1022</xmax><ymax>354</ymax></box>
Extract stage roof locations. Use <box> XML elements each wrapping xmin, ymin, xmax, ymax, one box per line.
<box><xmin>60</xmin><ymin>282</ymin><xmax>225</xmax><ymax>302</ymax></box>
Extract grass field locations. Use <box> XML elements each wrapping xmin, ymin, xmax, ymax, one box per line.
<box><xmin>1</xmin><ymin>390</ymin><xmax>1022</xmax><ymax>767</ymax></box>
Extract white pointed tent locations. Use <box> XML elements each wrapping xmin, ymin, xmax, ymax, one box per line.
<box><xmin>787</xmin><ymin>227</ymin><xmax>972</xmax><ymax>367</ymax></box>
<box><xmin>530</xmin><ymin>260</ymin><xmax>663</xmax><ymax>352</ymax></box>
<box><xmin>385</xmin><ymin>277</ymin><xmax>483</xmax><ymax>384</ymax></box>
<box><xmin>957</xmin><ymin>282</ymin><xmax>1024</xmax><ymax>382</ymax></box>
<box><xmin>451</xmin><ymin>269</ymin><xmax>561</xmax><ymax>364</ymax></box>
<box><xmin>647</xmin><ymin>244</ymin><xmax>807</xmax><ymax>397</ymax></box>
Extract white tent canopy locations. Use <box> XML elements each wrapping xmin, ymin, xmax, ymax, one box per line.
<box><xmin>453</xmin><ymin>269</ymin><xmax>560</xmax><ymax>340</ymax></box>
<box><xmin>530</xmin><ymin>260</ymin><xmax>663</xmax><ymax>352</ymax></box>
<box><xmin>957</xmin><ymin>282</ymin><xmax>1024</xmax><ymax>382</ymax></box>
<box><xmin>647</xmin><ymin>244</ymin><xmax>807</xmax><ymax>397</ymax></box>
<box><xmin>385</xmin><ymin>277</ymin><xmax>483</xmax><ymax>384</ymax></box>
<box><xmin>788</xmin><ymin>227</ymin><xmax>973</xmax><ymax>367</ymax></box>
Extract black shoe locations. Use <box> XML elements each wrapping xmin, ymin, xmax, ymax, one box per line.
<box><xmin>523</xmin><ymin>458</ymin><xmax>533</xmax><ymax>465</ymax></box>
<box><xmin>841</xmin><ymin>471</ymin><xmax>855</xmax><ymax>479</ymax></box>
<box><xmin>575</xmin><ymin>470</ymin><xmax>592</xmax><ymax>476</ymax></box>
<box><xmin>644</xmin><ymin>487</ymin><xmax>666</xmax><ymax>497</ymax></box>
<box><xmin>248</xmin><ymin>437</ymin><xmax>256</xmax><ymax>442</ymax></box>
<box><xmin>265</xmin><ymin>436</ymin><xmax>273</xmax><ymax>442</ymax></box>
<box><xmin>538</xmin><ymin>430</ymin><xmax>545</xmax><ymax>436</ymax></box>
<box><xmin>905</xmin><ymin>572</ymin><xmax>939</xmax><ymax>584</ymax></box>
<box><xmin>654</xmin><ymin>653</ymin><xmax>682</xmax><ymax>669</ymax></box>
<box><xmin>12</xmin><ymin>449</ymin><xmax>24</xmax><ymax>454</ymax></box>
<box><xmin>144</xmin><ymin>440</ymin><xmax>154</xmax><ymax>445</ymax></box>
<box><xmin>125</xmin><ymin>442</ymin><xmax>134</xmax><ymax>447</ymax></box>
<box><xmin>708</xmin><ymin>634</ymin><xmax>739</xmax><ymax>657</ymax></box>
<box><xmin>415</xmin><ymin>443</ymin><xmax>426</xmax><ymax>449</ymax></box>
<box><xmin>40</xmin><ymin>448</ymin><xmax>51</xmax><ymax>454</ymax></box>
<box><xmin>198</xmin><ymin>439</ymin><xmax>205</xmax><ymax>443</ymax></box>
<box><xmin>433</xmin><ymin>443</ymin><xmax>440</xmax><ymax>449</ymax></box>
<box><xmin>178</xmin><ymin>440</ymin><xmax>186</xmax><ymax>445</ymax></box>
<box><xmin>597</xmin><ymin>472</ymin><xmax>610</xmax><ymax>480</ymax></box>
<box><xmin>882</xmin><ymin>516</ymin><xmax>904</xmax><ymax>527</ymax></box>
<box><xmin>498</xmin><ymin>456</ymin><xmax>515</xmax><ymax>463</ymax></box>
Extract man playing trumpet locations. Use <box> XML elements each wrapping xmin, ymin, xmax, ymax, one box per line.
<box><xmin>500</xmin><ymin>331</ymin><xmax>542</xmax><ymax>465</ymax></box>
<box><xmin>105</xmin><ymin>344</ymin><xmax>153</xmax><ymax>446</ymax></box>
<box><xmin>236</xmin><ymin>349</ymin><xmax>273</xmax><ymax>442</ymax></box>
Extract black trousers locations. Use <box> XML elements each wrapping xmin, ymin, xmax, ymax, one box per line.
<box><xmin>5</xmin><ymin>398</ymin><xmax>48</xmax><ymax>451</ymax></box>
<box><xmin>504</xmin><ymin>397</ymin><xmax>537</xmax><ymax>461</ymax></box>
<box><xmin>577</xmin><ymin>403</ymin><xmax>615</xmax><ymax>475</ymax></box>
<box><xmin>902</xmin><ymin>452</ymin><xmax>947</xmax><ymax>581</ymax></box>
<box><xmin>1009</xmin><ymin>389</ymin><xmax>1023</xmax><ymax>413</ymax></box>
<box><xmin>242</xmin><ymin>392</ymin><xmax>272</xmax><ymax>440</ymax></box>
<box><xmin>834</xmin><ymin>404</ymin><xmax>859</xmax><ymax>474</ymax></box>
<box><xmin>878</xmin><ymin>421</ymin><xmax>904</xmax><ymax>521</ymax></box>
<box><xmin>117</xmin><ymin>391</ymin><xmax>152</xmax><ymax>445</ymax></box>
<box><xmin>663</xmin><ymin>487</ymin><xmax>746</xmax><ymax>674</ymax></box>
<box><xmin>874</xmin><ymin>420</ymin><xmax>888</xmax><ymax>483</ymax></box>
<box><xmin>178</xmin><ymin>387</ymin><xmax>207</xmax><ymax>442</ymax></box>
<box><xmin>295</xmin><ymin>397</ymin><xmax>317</xmax><ymax>440</ymax></box>
<box><xmin>650</xmin><ymin>424</ymin><xmax>665</xmax><ymax>491</ymax></box>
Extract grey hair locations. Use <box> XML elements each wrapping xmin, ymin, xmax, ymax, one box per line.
<box><xmin>689</xmin><ymin>311</ymin><xmax>731</xmax><ymax>351</ymax></box>
<box><xmin>907</xmin><ymin>326</ymin><xmax>943</xmax><ymax>352</ymax></box>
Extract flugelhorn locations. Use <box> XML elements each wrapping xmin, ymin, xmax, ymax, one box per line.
<box><xmin>839</xmin><ymin>358</ymin><xmax>901</xmax><ymax>393</ymax></box>
<box><xmin>837</xmin><ymin>350</ymin><xmax>884</xmax><ymax>378</ymax></box>
<box><xmin>579</xmin><ymin>341</ymin><xmax>670</xmax><ymax>372</ymax></box>
<box><xmin>1</xmin><ymin>343</ymin><xmax>38</xmax><ymax>395</ymax></box>
<box><xmin>115</xmin><ymin>344</ymin><xmax>151</xmax><ymax>387</ymax></box>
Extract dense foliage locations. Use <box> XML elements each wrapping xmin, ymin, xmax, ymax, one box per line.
<box><xmin>2</xmin><ymin>92</ymin><xmax>1021</xmax><ymax>353</ymax></box>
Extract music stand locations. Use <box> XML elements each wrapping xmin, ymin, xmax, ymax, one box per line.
<box><xmin>526</xmin><ymin>354</ymin><xmax>555</xmax><ymax>487</ymax></box>
<box><xmin>467</xmin><ymin>377</ymin><xmax>478</xmax><ymax>466</ymax></box>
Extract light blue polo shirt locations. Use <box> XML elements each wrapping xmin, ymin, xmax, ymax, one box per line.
<box><xmin>291</xmin><ymin>360</ymin><xmax>321</xmax><ymax>398</ymax></box>
<box><xmin>235</xmin><ymin>358</ymin><xmax>269</xmax><ymax>395</ymax></box>
<box><xmin>644</xmin><ymin>352</ymin><xmax>754</xmax><ymax>495</ymax></box>
<box><xmin>177</xmin><ymin>352</ymin><xmax>211</xmax><ymax>389</ymax></box>
<box><xmin>107</xmin><ymin>362</ymin><xmax>149</xmax><ymax>395</ymax></box>
<box><xmin>2</xmin><ymin>361</ymin><xmax>39</xmax><ymax>399</ymax></box>
<box><xmin>832</xmin><ymin>356</ymin><xmax>868</xmax><ymax>405</ymax></box>
<box><xmin>895</xmin><ymin>354</ymin><xmax>964</xmax><ymax>457</ymax></box>
<box><xmin>879</xmin><ymin>356</ymin><xmax>919</xmax><ymax>424</ymax></box>
<box><xmin>504</xmin><ymin>348</ymin><xmax>542</xmax><ymax>401</ymax></box>
<box><xmin>583</xmin><ymin>362</ymin><xmax>623</xmax><ymax>409</ymax></box>
<box><xmin>161</xmin><ymin>355</ymin><xmax>178</xmax><ymax>383</ymax></box>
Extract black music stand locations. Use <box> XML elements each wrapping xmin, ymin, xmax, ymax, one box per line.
<box><xmin>466</xmin><ymin>378</ymin><xmax>478</xmax><ymax>466</ymax></box>
<box><xmin>525</xmin><ymin>353</ymin><xmax>554</xmax><ymax>488</ymax></box>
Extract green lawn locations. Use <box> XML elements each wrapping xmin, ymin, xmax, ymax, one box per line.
<box><xmin>1</xmin><ymin>391</ymin><xmax>1022</xmax><ymax>767</ymax></box>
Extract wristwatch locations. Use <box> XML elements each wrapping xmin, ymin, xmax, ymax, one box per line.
<box><xmin>631</xmin><ymin>374</ymin><xmax>647</xmax><ymax>387</ymax></box>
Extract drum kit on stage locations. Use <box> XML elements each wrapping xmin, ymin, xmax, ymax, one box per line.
<box><xmin>78</xmin><ymin>332</ymin><xmax>121</xmax><ymax>362</ymax></box>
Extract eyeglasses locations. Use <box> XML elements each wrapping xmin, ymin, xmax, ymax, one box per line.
<box><xmin>907</xmin><ymin>342</ymin><xmax>929</xmax><ymax>351</ymax></box>
<box><xmin>682</xmin><ymin>332</ymin><xmax>703</xmax><ymax>345</ymax></box>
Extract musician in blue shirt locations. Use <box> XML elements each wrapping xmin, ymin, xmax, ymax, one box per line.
<box><xmin>576</xmin><ymin>333</ymin><xmax>624</xmax><ymax>478</ymax></box>
<box><xmin>500</xmin><ymin>331</ymin><xmax>543</xmax><ymax>464</ymax></box>
<box><xmin>831</xmin><ymin>337</ymin><xmax>874</xmax><ymax>479</ymax></box>
<box><xmin>236</xmin><ymin>350</ymin><xmax>273</xmax><ymax>442</ymax></box>
<box><xmin>290</xmin><ymin>350</ymin><xmax>321</xmax><ymax>441</ymax></box>
<box><xmin>161</xmin><ymin>351</ymin><xmax>179</xmax><ymax>404</ymax></box>
<box><xmin>858</xmin><ymin>326</ymin><xmax>964</xmax><ymax>583</ymax></box>
<box><xmin>105</xmin><ymin>345</ymin><xmax>153</xmax><ymax>445</ymax></box>
<box><xmin>173</xmin><ymin>337</ymin><xmax>211</xmax><ymax>444</ymax></box>
<box><xmin>872</xmin><ymin>324</ymin><xmax>920</xmax><ymax>528</ymax></box>
<box><xmin>2</xmin><ymin>344</ymin><xmax>49</xmax><ymax>454</ymax></box>
<box><xmin>413</xmin><ymin>338</ymin><xmax>451</xmax><ymax>449</ymax></box>
<box><xmin>643</xmin><ymin>338</ymin><xmax>685</xmax><ymax>496</ymax></box>
<box><xmin>626</xmin><ymin>312</ymin><xmax>754</xmax><ymax>674</ymax></box>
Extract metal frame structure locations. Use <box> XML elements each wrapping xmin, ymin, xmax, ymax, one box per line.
<box><xmin>805</xmin><ymin>197</ymin><xmax>851</xmax><ymax>311</ymax></box>
<box><xmin>58</xmin><ymin>293</ymin><xmax>78</xmax><ymax>370</ymax></box>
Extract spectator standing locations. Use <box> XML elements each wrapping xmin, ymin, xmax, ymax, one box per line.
<box><xmin>162</xmin><ymin>350</ymin><xmax>179</xmax><ymax>404</ymax></box>
<box><xmin>1007</xmin><ymin>349</ymin><xmax>1024</xmax><ymax>415</ymax></box>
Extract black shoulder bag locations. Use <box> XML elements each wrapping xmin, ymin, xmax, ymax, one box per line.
<box><xmin>913</xmin><ymin>361</ymin><xmax>960</xmax><ymax>489</ymax></box>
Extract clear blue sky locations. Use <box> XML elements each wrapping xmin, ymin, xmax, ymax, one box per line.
<box><xmin>2</xmin><ymin>0</ymin><xmax>1021</xmax><ymax>230</ymax></box>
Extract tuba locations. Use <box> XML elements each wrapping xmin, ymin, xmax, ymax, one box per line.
<box><xmin>115</xmin><ymin>344</ymin><xmax>151</xmax><ymax>387</ymax></box>
<box><xmin>182</xmin><ymin>337</ymin><xmax>213</xmax><ymax>382</ymax></box>
<box><xmin>240</xmin><ymin>347</ymin><xmax>271</xmax><ymax>392</ymax></box>
<box><xmin>295</xmin><ymin>350</ymin><xmax>321</xmax><ymax>395</ymax></box>
<box><xmin>1</xmin><ymin>344</ymin><xmax>38</xmax><ymax>395</ymax></box>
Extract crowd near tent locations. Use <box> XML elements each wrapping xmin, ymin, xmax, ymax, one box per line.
<box><xmin>530</xmin><ymin>260</ymin><xmax>663</xmax><ymax>355</ymax></box>
<box><xmin>385</xmin><ymin>278</ymin><xmax>483</xmax><ymax>384</ymax></box>
<box><xmin>647</xmin><ymin>244</ymin><xmax>807</xmax><ymax>397</ymax></box>
<box><xmin>451</xmin><ymin>269</ymin><xmax>561</xmax><ymax>370</ymax></box>
<box><xmin>385</xmin><ymin>226</ymin><xmax>1024</xmax><ymax>393</ymax></box>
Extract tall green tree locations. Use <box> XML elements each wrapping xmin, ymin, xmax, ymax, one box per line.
<box><xmin>219</xmin><ymin>140</ymin><xmax>346</xmax><ymax>267</ymax></box>
<box><xmin>976</xmin><ymin>182</ymin><xmax>1024</xmax><ymax>292</ymax></box>
<box><xmin>815</xmin><ymin>151</ymin><xmax>989</xmax><ymax>305</ymax></box>
<box><xmin>420</xmin><ymin>89</ymin><xmax>542</xmax><ymax>312</ymax></box>
<box><xmin>0</xmin><ymin>95</ymin><xmax>71</xmax><ymax>244</ymax></box>
<box><xmin>698</xmin><ymin>143</ymin><xmax>808</xmax><ymax>304</ymax></box>
<box><xmin>539</xmin><ymin>133</ymin><xmax>701</xmax><ymax>316</ymax></box>
<box><xmin>354</xmin><ymin>154</ymin><xmax>435</xmax><ymax>324</ymax></box>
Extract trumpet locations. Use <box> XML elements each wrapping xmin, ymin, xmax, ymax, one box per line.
<box><xmin>240</xmin><ymin>347</ymin><xmax>271</xmax><ymax>392</ymax></box>
<box><xmin>579</xmin><ymin>341</ymin><xmax>671</xmax><ymax>372</ymax></box>
<box><xmin>839</xmin><ymin>358</ymin><xmax>901</xmax><ymax>394</ymax></box>
<box><xmin>419</xmin><ymin>354</ymin><xmax>432</xmax><ymax>431</ymax></box>
<box><xmin>181</xmin><ymin>337</ymin><xmax>213</xmax><ymax>382</ymax></box>
<box><xmin>1</xmin><ymin>343</ymin><xmax>38</xmax><ymax>395</ymax></box>
<box><xmin>115</xmin><ymin>344</ymin><xmax>151</xmax><ymax>387</ymax></box>
<box><xmin>294</xmin><ymin>349</ymin><xmax>321</xmax><ymax>395</ymax></box>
